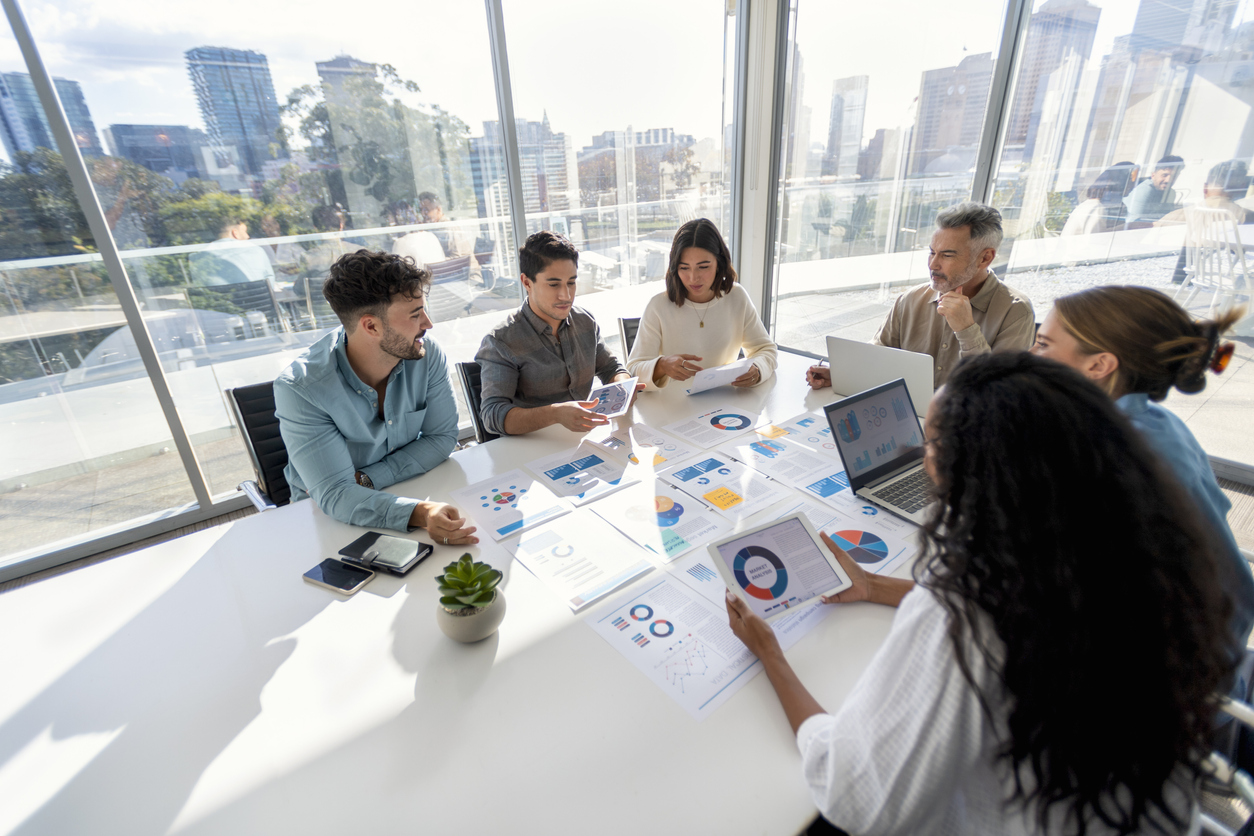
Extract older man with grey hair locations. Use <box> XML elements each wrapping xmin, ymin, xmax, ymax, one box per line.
<box><xmin>807</xmin><ymin>202</ymin><xmax>1036</xmax><ymax>390</ymax></box>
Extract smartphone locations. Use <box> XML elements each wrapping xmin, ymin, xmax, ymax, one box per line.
<box><xmin>303</xmin><ymin>558</ymin><xmax>375</xmax><ymax>595</ymax></box>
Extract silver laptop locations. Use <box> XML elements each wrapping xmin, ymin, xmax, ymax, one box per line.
<box><xmin>823</xmin><ymin>378</ymin><xmax>935</xmax><ymax>526</ymax></box>
<box><xmin>826</xmin><ymin>335</ymin><xmax>934</xmax><ymax>412</ymax></box>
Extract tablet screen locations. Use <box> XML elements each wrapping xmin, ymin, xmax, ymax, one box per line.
<box><xmin>710</xmin><ymin>516</ymin><xmax>842</xmax><ymax>620</ymax></box>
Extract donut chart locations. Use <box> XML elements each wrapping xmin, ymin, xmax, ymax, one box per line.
<box><xmin>831</xmin><ymin>530</ymin><xmax>890</xmax><ymax>564</ymax></box>
<box><xmin>654</xmin><ymin>496</ymin><xmax>685</xmax><ymax>527</ymax></box>
<box><xmin>630</xmin><ymin>604</ymin><xmax>654</xmax><ymax>621</ymax></box>
<box><xmin>551</xmin><ymin>544</ymin><xmax>575</xmax><ymax>558</ymax></box>
<box><xmin>711</xmin><ymin>413</ymin><xmax>751</xmax><ymax>431</ymax></box>
<box><xmin>649</xmin><ymin>619</ymin><xmax>674</xmax><ymax>637</ymax></box>
<box><xmin>733</xmin><ymin>545</ymin><xmax>789</xmax><ymax>600</ymax></box>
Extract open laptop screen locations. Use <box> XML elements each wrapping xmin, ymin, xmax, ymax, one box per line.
<box><xmin>823</xmin><ymin>378</ymin><xmax>925</xmax><ymax>491</ymax></box>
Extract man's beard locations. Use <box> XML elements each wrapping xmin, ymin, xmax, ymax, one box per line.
<box><xmin>929</xmin><ymin>260</ymin><xmax>981</xmax><ymax>294</ymax></box>
<box><xmin>380</xmin><ymin>324</ymin><xmax>426</xmax><ymax>361</ymax></box>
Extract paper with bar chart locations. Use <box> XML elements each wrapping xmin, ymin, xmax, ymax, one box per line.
<box><xmin>663</xmin><ymin>406</ymin><xmax>762</xmax><ymax>448</ymax></box>
<box><xmin>751</xmin><ymin>410</ymin><xmax>839</xmax><ymax>457</ymax></box>
<box><xmin>715</xmin><ymin>433</ymin><xmax>832</xmax><ymax>486</ymax></box>
<box><xmin>777</xmin><ymin>497</ymin><xmax>916</xmax><ymax>576</ymax></box>
<box><xmin>524</xmin><ymin>443</ymin><xmax>637</xmax><ymax>505</ymax></box>
<box><xmin>659</xmin><ymin>454</ymin><xmax>792</xmax><ymax>521</ymax></box>
<box><xmin>585</xmin><ymin>424</ymin><xmax>698</xmax><ymax>469</ymax></box>
<box><xmin>450</xmin><ymin>470</ymin><xmax>571</xmax><ymax>542</ymax></box>
<box><xmin>507</xmin><ymin>508</ymin><xmax>653</xmax><ymax>611</ymax></box>
<box><xmin>590</xmin><ymin>475</ymin><xmax>732</xmax><ymax>562</ymax></box>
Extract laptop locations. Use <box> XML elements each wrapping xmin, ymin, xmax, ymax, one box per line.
<box><xmin>823</xmin><ymin>378</ymin><xmax>936</xmax><ymax>526</ymax></box>
<box><xmin>826</xmin><ymin>335</ymin><xmax>934</xmax><ymax>412</ymax></box>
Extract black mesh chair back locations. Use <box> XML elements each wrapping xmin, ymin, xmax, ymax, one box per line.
<box><xmin>455</xmin><ymin>361</ymin><xmax>500</xmax><ymax>445</ymax></box>
<box><xmin>227</xmin><ymin>381</ymin><xmax>291</xmax><ymax>507</ymax></box>
<box><xmin>188</xmin><ymin>280</ymin><xmax>282</xmax><ymax>332</ymax></box>
<box><xmin>618</xmin><ymin>316</ymin><xmax>641</xmax><ymax>356</ymax></box>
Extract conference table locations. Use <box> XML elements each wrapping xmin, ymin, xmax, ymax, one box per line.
<box><xmin>0</xmin><ymin>352</ymin><xmax>913</xmax><ymax>836</ymax></box>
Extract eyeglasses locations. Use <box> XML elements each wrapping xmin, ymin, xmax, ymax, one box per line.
<box><xmin>1210</xmin><ymin>341</ymin><xmax>1235</xmax><ymax>374</ymax></box>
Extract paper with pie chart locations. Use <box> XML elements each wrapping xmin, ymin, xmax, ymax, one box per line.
<box><xmin>586</xmin><ymin>377</ymin><xmax>637</xmax><ymax>418</ymax></box>
<box><xmin>507</xmin><ymin>508</ymin><xmax>653</xmax><ymax>611</ymax></box>
<box><xmin>752</xmin><ymin>410</ymin><xmax>840</xmax><ymax>458</ymax></box>
<box><xmin>587</xmin><ymin>576</ymin><xmax>763</xmax><ymax>720</ymax></box>
<box><xmin>659</xmin><ymin>454</ymin><xmax>792</xmax><ymax>521</ymax></box>
<box><xmin>707</xmin><ymin>515</ymin><xmax>851</xmax><ymax>621</ymax></box>
<box><xmin>450</xmin><ymin>469</ymin><xmax>571</xmax><ymax>542</ymax></box>
<box><xmin>524</xmin><ymin>443</ymin><xmax>637</xmax><ymax>505</ymax></box>
<box><xmin>585</xmin><ymin>424</ymin><xmax>698</xmax><ymax>469</ymax></box>
<box><xmin>589</xmin><ymin>476</ymin><xmax>732</xmax><ymax>562</ymax></box>
<box><xmin>778</xmin><ymin>498</ymin><xmax>916</xmax><ymax>576</ymax></box>
<box><xmin>663</xmin><ymin>406</ymin><xmax>762</xmax><ymax>448</ymax></box>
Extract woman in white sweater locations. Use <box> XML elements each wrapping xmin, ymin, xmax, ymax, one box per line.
<box><xmin>728</xmin><ymin>352</ymin><xmax>1235</xmax><ymax>835</ymax></box>
<box><xmin>626</xmin><ymin>219</ymin><xmax>777</xmax><ymax>389</ymax></box>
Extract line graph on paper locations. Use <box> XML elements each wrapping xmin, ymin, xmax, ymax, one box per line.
<box><xmin>655</xmin><ymin>634</ymin><xmax>712</xmax><ymax>694</ymax></box>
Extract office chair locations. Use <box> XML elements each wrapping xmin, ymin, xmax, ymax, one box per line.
<box><xmin>618</xmin><ymin>316</ymin><xmax>641</xmax><ymax>357</ymax></box>
<box><xmin>226</xmin><ymin>381</ymin><xmax>291</xmax><ymax>511</ymax></box>
<box><xmin>455</xmin><ymin>361</ymin><xmax>500</xmax><ymax>445</ymax></box>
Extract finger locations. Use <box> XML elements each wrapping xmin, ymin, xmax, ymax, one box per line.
<box><xmin>577</xmin><ymin>400</ymin><xmax>599</xmax><ymax>408</ymax></box>
<box><xmin>682</xmin><ymin>354</ymin><xmax>703</xmax><ymax>361</ymax></box>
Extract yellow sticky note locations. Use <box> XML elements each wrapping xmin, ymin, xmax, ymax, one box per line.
<box><xmin>755</xmin><ymin>425</ymin><xmax>789</xmax><ymax>439</ymax></box>
<box><xmin>703</xmin><ymin>487</ymin><xmax>743</xmax><ymax>509</ymax></box>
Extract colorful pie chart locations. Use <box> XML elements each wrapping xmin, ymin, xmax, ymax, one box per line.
<box><xmin>654</xmin><ymin>496</ymin><xmax>685</xmax><ymax>527</ymax></box>
<box><xmin>733</xmin><ymin>545</ymin><xmax>789</xmax><ymax>600</ymax></box>
<box><xmin>711</xmin><ymin>413</ymin><xmax>751</xmax><ymax>431</ymax></box>
<box><xmin>831</xmin><ymin>530</ymin><xmax>890</xmax><ymax>564</ymax></box>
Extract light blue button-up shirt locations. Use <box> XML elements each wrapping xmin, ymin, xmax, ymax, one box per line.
<box><xmin>1118</xmin><ymin>393</ymin><xmax>1254</xmax><ymax>642</ymax></box>
<box><xmin>274</xmin><ymin>328</ymin><xmax>458</xmax><ymax>531</ymax></box>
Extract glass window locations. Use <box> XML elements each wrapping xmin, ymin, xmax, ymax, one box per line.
<box><xmin>0</xmin><ymin>29</ymin><xmax>197</xmax><ymax>566</ymax></box>
<box><xmin>501</xmin><ymin>0</ymin><xmax>737</xmax><ymax>361</ymax></box>
<box><xmin>25</xmin><ymin>0</ymin><xmax>518</xmax><ymax>498</ymax></box>
<box><xmin>770</xmin><ymin>0</ymin><xmax>1008</xmax><ymax>351</ymax></box>
<box><xmin>990</xmin><ymin>0</ymin><xmax>1254</xmax><ymax>464</ymax></box>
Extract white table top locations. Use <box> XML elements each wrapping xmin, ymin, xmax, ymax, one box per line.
<box><xmin>0</xmin><ymin>352</ymin><xmax>909</xmax><ymax>836</ymax></box>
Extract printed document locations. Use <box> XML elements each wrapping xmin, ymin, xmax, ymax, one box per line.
<box><xmin>590</xmin><ymin>475</ymin><xmax>732</xmax><ymax>562</ymax></box>
<box><xmin>525</xmin><ymin>443</ymin><xmax>636</xmax><ymax>505</ymax></box>
<box><xmin>585</xmin><ymin>424</ymin><xmax>698</xmax><ymax>469</ymax></box>
<box><xmin>450</xmin><ymin>469</ymin><xmax>571</xmax><ymax>542</ymax></box>
<box><xmin>715</xmin><ymin>433</ymin><xmax>833</xmax><ymax>486</ymax></box>
<box><xmin>660</xmin><ymin>454</ymin><xmax>793</xmax><ymax>521</ymax></box>
<box><xmin>663</xmin><ymin>406</ymin><xmax>762</xmax><ymax>449</ymax></box>
<box><xmin>508</xmin><ymin>508</ymin><xmax>653</xmax><ymax>611</ymax></box>
<box><xmin>684</xmin><ymin>358</ymin><xmax>752</xmax><ymax>395</ymax></box>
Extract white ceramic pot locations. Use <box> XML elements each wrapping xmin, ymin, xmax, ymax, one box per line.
<box><xmin>436</xmin><ymin>591</ymin><xmax>506</xmax><ymax>643</ymax></box>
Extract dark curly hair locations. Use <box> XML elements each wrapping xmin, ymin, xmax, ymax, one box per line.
<box><xmin>918</xmin><ymin>352</ymin><xmax>1236</xmax><ymax>835</ymax></box>
<box><xmin>1052</xmin><ymin>286</ymin><xmax>1244</xmax><ymax>400</ymax></box>
<box><xmin>519</xmin><ymin>230</ymin><xmax>579</xmax><ymax>281</ymax></box>
<box><xmin>322</xmin><ymin>250</ymin><xmax>431</xmax><ymax>331</ymax></box>
<box><xmin>665</xmin><ymin>218</ymin><xmax>737</xmax><ymax>305</ymax></box>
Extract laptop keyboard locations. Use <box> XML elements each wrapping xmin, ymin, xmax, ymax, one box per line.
<box><xmin>871</xmin><ymin>470</ymin><xmax>936</xmax><ymax>514</ymax></box>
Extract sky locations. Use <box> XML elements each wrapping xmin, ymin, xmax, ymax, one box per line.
<box><xmin>0</xmin><ymin>0</ymin><xmax>729</xmax><ymax>158</ymax></box>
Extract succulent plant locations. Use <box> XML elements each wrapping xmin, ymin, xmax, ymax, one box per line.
<box><xmin>436</xmin><ymin>554</ymin><xmax>502</xmax><ymax>611</ymax></box>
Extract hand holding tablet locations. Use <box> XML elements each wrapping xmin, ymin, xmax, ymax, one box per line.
<box><xmin>707</xmin><ymin>514</ymin><xmax>854</xmax><ymax>622</ymax></box>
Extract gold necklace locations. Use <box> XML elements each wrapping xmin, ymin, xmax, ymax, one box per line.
<box><xmin>695</xmin><ymin>295</ymin><xmax>715</xmax><ymax>328</ymax></box>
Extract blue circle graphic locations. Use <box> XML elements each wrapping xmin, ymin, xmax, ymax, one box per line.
<box><xmin>732</xmin><ymin>545</ymin><xmax>789</xmax><ymax>600</ymax></box>
<box><xmin>649</xmin><ymin>620</ymin><xmax>675</xmax><ymax>638</ymax></box>
<box><xmin>629</xmin><ymin>604</ymin><xmax>653</xmax><ymax>621</ymax></box>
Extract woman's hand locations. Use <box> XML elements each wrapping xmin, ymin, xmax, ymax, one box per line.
<box><xmin>818</xmin><ymin>531</ymin><xmax>915</xmax><ymax>607</ymax></box>
<box><xmin>656</xmin><ymin>354</ymin><xmax>703</xmax><ymax>383</ymax></box>
<box><xmin>726</xmin><ymin>589</ymin><xmax>783</xmax><ymax>662</ymax></box>
<box><xmin>731</xmin><ymin>364</ymin><xmax>762</xmax><ymax>388</ymax></box>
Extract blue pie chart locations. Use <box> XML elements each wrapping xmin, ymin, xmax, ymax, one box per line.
<box><xmin>733</xmin><ymin>545</ymin><xmax>789</xmax><ymax>601</ymax></box>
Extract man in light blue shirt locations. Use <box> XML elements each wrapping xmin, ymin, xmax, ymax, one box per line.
<box><xmin>274</xmin><ymin>250</ymin><xmax>477</xmax><ymax>543</ymax></box>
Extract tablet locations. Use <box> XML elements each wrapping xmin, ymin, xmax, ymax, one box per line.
<box><xmin>707</xmin><ymin>513</ymin><xmax>853</xmax><ymax>622</ymax></box>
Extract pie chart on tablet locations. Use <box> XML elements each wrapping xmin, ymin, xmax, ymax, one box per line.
<box><xmin>831</xmin><ymin>530</ymin><xmax>890</xmax><ymax>564</ymax></box>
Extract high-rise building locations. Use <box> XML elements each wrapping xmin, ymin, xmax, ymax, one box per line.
<box><xmin>823</xmin><ymin>75</ymin><xmax>868</xmax><ymax>179</ymax></box>
<box><xmin>0</xmin><ymin>72</ymin><xmax>103</xmax><ymax>159</ymax></box>
<box><xmin>1129</xmin><ymin>0</ymin><xmax>1237</xmax><ymax>53</ymax></box>
<box><xmin>473</xmin><ymin>116</ymin><xmax>578</xmax><ymax>215</ymax></box>
<box><xmin>103</xmin><ymin>125</ymin><xmax>207</xmax><ymax>180</ymax></box>
<box><xmin>1006</xmin><ymin>0</ymin><xmax>1101</xmax><ymax>152</ymax></box>
<box><xmin>314</xmin><ymin>55</ymin><xmax>377</xmax><ymax>166</ymax></box>
<box><xmin>185</xmin><ymin>46</ymin><xmax>284</xmax><ymax>177</ymax></box>
<box><xmin>908</xmin><ymin>53</ymin><xmax>995</xmax><ymax>175</ymax></box>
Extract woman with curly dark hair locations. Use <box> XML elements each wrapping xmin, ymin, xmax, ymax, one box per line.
<box><xmin>726</xmin><ymin>352</ymin><xmax>1236</xmax><ymax>834</ymax></box>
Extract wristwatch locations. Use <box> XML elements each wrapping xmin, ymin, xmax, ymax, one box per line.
<box><xmin>355</xmin><ymin>470</ymin><xmax>374</xmax><ymax>489</ymax></box>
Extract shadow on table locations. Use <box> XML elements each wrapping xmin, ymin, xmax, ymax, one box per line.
<box><xmin>0</xmin><ymin>514</ymin><xmax>335</xmax><ymax>836</ymax></box>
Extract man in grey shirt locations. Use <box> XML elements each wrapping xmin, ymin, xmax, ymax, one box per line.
<box><xmin>476</xmin><ymin>231</ymin><xmax>637</xmax><ymax>435</ymax></box>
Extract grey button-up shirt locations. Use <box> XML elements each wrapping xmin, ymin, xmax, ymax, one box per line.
<box><xmin>475</xmin><ymin>302</ymin><xmax>626</xmax><ymax>435</ymax></box>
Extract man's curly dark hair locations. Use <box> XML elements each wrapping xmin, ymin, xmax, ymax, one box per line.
<box><xmin>322</xmin><ymin>250</ymin><xmax>431</xmax><ymax>331</ymax></box>
<box><xmin>918</xmin><ymin>351</ymin><xmax>1236</xmax><ymax>835</ymax></box>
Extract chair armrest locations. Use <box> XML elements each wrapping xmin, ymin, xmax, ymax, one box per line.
<box><xmin>238</xmin><ymin>480</ymin><xmax>278</xmax><ymax>512</ymax></box>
